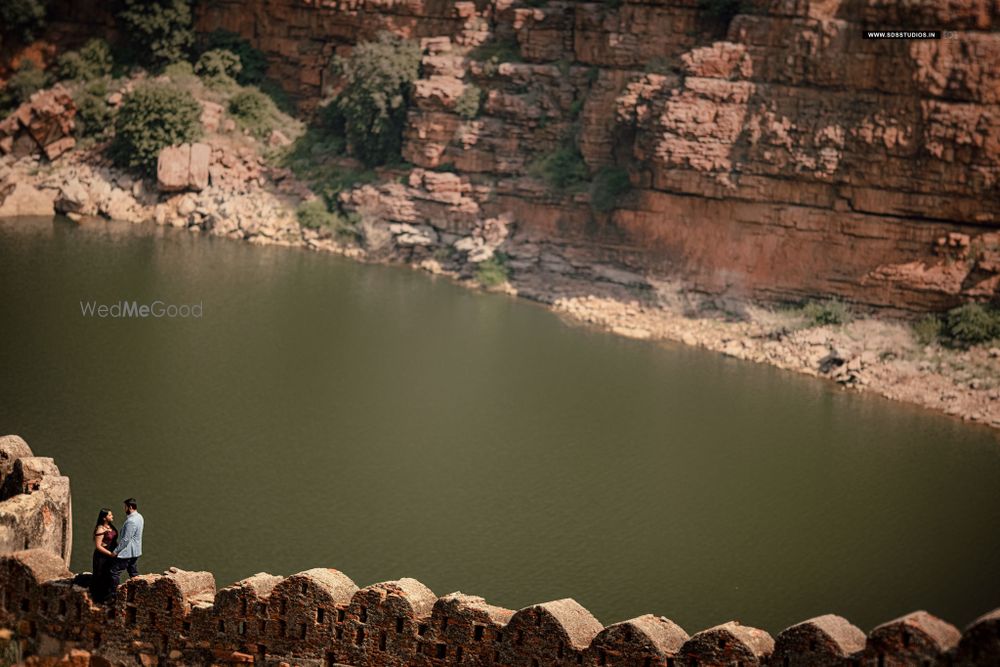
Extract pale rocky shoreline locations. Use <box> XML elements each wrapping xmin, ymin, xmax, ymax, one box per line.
<box><xmin>1</xmin><ymin>127</ymin><xmax>998</xmax><ymax>431</ymax></box>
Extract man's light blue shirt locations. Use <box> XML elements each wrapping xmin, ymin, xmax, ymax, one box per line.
<box><xmin>115</xmin><ymin>511</ymin><xmax>143</xmax><ymax>559</ymax></box>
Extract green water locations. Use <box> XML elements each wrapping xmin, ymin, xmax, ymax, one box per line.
<box><xmin>1</xmin><ymin>215</ymin><xmax>998</xmax><ymax>635</ymax></box>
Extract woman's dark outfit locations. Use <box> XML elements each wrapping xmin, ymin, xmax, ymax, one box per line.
<box><xmin>90</xmin><ymin>526</ymin><xmax>118</xmax><ymax>603</ymax></box>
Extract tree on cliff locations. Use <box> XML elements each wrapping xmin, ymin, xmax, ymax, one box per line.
<box><xmin>0</xmin><ymin>0</ymin><xmax>49</xmax><ymax>46</ymax></box>
<box><xmin>116</xmin><ymin>0</ymin><xmax>194</xmax><ymax>69</ymax></box>
<box><xmin>326</xmin><ymin>32</ymin><xmax>422</xmax><ymax>167</ymax></box>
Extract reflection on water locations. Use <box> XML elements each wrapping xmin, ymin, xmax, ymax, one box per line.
<box><xmin>1</xmin><ymin>215</ymin><xmax>998</xmax><ymax>633</ymax></box>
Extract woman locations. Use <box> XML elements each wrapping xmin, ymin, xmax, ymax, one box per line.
<box><xmin>90</xmin><ymin>508</ymin><xmax>118</xmax><ymax>603</ymax></box>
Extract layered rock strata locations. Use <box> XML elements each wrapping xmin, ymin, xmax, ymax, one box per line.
<box><xmin>189</xmin><ymin>0</ymin><xmax>1000</xmax><ymax>312</ymax></box>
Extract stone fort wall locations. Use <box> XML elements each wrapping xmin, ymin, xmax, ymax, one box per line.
<box><xmin>1</xmin><ymin>435</ymin><xmax>999</xmax><ymax>666</ymax></box>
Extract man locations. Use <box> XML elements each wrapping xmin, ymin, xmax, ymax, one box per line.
<box><xmin>111</xmin><ymin>497</ymin><xmax>143</xmax><ymax>586</ymax></box>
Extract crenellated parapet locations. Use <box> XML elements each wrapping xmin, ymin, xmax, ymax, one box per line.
<box><xmin>1</xmin><ymin>437</ymin><xmax>999</xmax><ymax>666</ymax></box>
<box><xmin>3</xmin><ymin>546</ymin><xmax>1000</xmax><ymax>666</ymax></box>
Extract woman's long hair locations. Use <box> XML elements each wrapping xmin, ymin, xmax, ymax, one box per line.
<box><xmin>94</xmin><ymin>508</ymin><xmax>118</xmax><ymax>551</ymax></box>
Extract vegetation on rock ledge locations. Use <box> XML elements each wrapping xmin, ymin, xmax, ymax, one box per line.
<box><xmin>228</xmin><ymin>88</ymin><xmax>281</xmax><ymax>139</ymax></box>
<box><xmin>455</xmin><ymin>84</ymin><xmax>483</xmax><ymax>120</ymax></box>
<box><xmin>327</xmin><ymin>32</ymin><xmax>422</xmax><ymax>167</ymax></box>
<box><xmin>0</xmin><ymin>0</ymin><xmax>50</xmax><ymax>44</ymax></box>
<box><xmin>116</xmin><ymin>0</ymin><xmax>195</xmax><ymax>69</ymax></box>
<box><xmin>0</xmin><ymin>62</ymin><xmax>48</xmax><ymax>116</ymax></box>
<box><xmin>111</xmin><ymin>83</ymin><xmax>202</xmax><ymax>174</ymax></box>
<box><xmin>944</xmin><ymin>303</ymin><xmax>1000</xmax><ymax>348</ymax></box>
<box><xmin>475</xmin><ymin>254</ymin><xmax>511</xmax><ymax>288</ymax></box>
<box><xmin>196</xmin><ymin>30</ymin><xmax>269</xmax><ymax>86</ymax></box>
<box><xmin>589</xmin><ymin>166</ymin><xmax>631</xmax><ymax>213</ymax></box>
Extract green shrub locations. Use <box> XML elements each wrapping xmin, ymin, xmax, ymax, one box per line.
<box><xmin>228</xmin><ymin>88</ymin><xmax>280</xmax><ymax>138</ymax></box>
<box><xmin>258</xmin><ymin>78</ymin><xmax>295</xmax><ymax>114</ymax></box>
<box><xmin>296</xmin><ymin>199</ymin><xmax>334</xmax><ymax>229</ymax></box>
<box><xmin>316</xmin><ymin>100</ymin><xmax>346</xmax><ymax>136</ymax></box>
<box><xmin>0</xmin><ymin>61</ymin><xmax>48</xmax><ymax>114</ymax></box>
<box><xmin>72</xmin><ymin>80</ymin><xmax>114</xmax><ymax>139</ymax></box>
<box><xmin>530</xmin><ymin>143</ymin><xmax>589</xmax><ymax>190</ymax></box>
<box><xmin>589</xmin><ymin>166</ymin><xmax>630</xmax><ymax>212</ymax></box>
<box><xmin>116</xmin><ymin>0</ymin><xmax>194</xmax><ymax>69</ymax></box>
<box><xmin>280</xmin><ymin>130</ymin><xmax>375</xmax><ymax>207</ymax></box>
<box><xmin>110</xmin><ymin>83</ymin><xmax>202</xmax><ymax>173</ymax></box>
<box><xmin>475</xmin><ymin>254</ymin><xmax>511</xmax><ymax>287</ymax></box>
<box><xmin>198</xmin><ymin>29</ymin><xmax>267</xmax><ymax>84</ymax></box>
<box><xmin>55</xmin><ymin>39</ymin><xmax>114</xmax><ymax>81</ymax></box>
<box><xmin>944</xmin><ymin>303</ymin><xmax>1000</xmax><ymax>347</ymax></box>
<box><xmin>913</xmin><ymin>315</ymin><xmax>943</xmax><ymax>347</ymax></box>
<box><xmin>330</xmin><ymin>32</ymin><xmax>421</xmax><ymax>166</ymax></box>
<box><xmin>801</xmin><ymin>299</ymin><xmax>851</xmax><ymax>326</ymax></box>
<box><xmin>195</xmin><ymin>48</ymin><xmax>242</xmax><ymax>81</ymax></box>
<box><xmin>163</xmin><ymin>61</ymin><xmax>195</xmax><ymax>79</ymax></box>
<box><xmin>1</xmin><ymin>0</ymin><xmax>49</xmax><ymax>43</ymax></box>
<box><xmin>296</xmin><ymin>199</ymin><xmax>360</xmax><ymax>238</ymax></box>
<box><xmin>311</xmin><ymin>168</ymin><xmax>374</xmax><ymax>210</ymax></box>
<box><xmin>470</xmin><ymin>37</ymin><xmax>522</xmax><ymax>76</ymax></box>
<box><xmin>455</xmin><ymin>84</ymin><xmax>483</xmax><ymax>119</ymax></box>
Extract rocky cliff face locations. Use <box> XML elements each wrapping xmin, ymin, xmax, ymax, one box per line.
<box><xmin>189</xmin><ymin>0</ymin><xmax>1000</xmax><ymax>312</ymax></box>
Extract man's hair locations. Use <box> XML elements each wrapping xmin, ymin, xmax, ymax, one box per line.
<box><xmin>123</xmin><ymin>498</ymin><xmax>138</xmax><ymax>511</ymax></box>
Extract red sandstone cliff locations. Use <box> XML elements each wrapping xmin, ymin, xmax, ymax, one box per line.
<box><xmin>186</xmin><ymin>0</ymin><xmax>1000</xmax><ymax>312</ymax></box>
<box><xmin>6</xmin><ymin>0</ymin><xmax>999</xmax><ymax>313</ymax></box>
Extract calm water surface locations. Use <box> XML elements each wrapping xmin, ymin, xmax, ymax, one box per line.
<box><xmin>1</xmin><ymin>216</ymin><xmax>998</xmax><ymax>634</ymax></box>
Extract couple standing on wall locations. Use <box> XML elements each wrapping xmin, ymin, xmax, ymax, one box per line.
<box><xmin>89</xmin><ymin>498</ymin><xmax>144</xmax><ymax>604</ymax></box>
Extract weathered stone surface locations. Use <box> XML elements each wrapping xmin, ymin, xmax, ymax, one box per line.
<box><xmin>157</xmin><ymin>144</ymin><xmax>191</xmax><ymax>192</ymax></box>
<box><xmin>773</xmin><ymin>614</ymin><xmax>866</xmax><ymax>666</ymax></box>
<box><xmin>0</xmin><ymin>436</ymin><xmax>32</xmax><ymax>489</ymax></box>
<box><xmin>862</xmin><ymin>610</ymin><xmax>962</xmax><ymax>666</ymax></box>
<box><xmin>0</xmin><ymin>182</ymin><xmax>56</xmax><ymax>217</ymax></box>
<box><xmin>54</xmin><ymin>178</ymin><xmax>92</xmax><ymax>215</ymax></box>
<box><xmin>0</xmin><ymin>449</ymin><xmax>72</xmax><ymax>567</ymax></box>
<box><xmin>955</xmin><ymin>607</ymin><xmax>1000</xmax><ymax>666</ymax></box>
<box><xmin>499</xmin><ymin>598</ymin><xmax>603</xmax><ymax>664</ymax></box>
<box><xmin>189</xmin><ymin>143</ymin><xmax>211</xmax><ymax>191</ymax></box>
<box><xmin>0</xmin><ymin>87</ymin><xmax>76</xmax><ymax>161</ymax></box>
<box><xmin>680</xmin><ymin>621</ymin><xmax>774</xmax><ymax>665</ymax></box>
<box><xmin>157</xmin><ymin>143</ymin><xmax>212</xmax><ymax>192</ymax></box>
<box><xmin>586</xmin><ymin>614</ymin><xmax>689</xmax><ymax>665</ymax></box>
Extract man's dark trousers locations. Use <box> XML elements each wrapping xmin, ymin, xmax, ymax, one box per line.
<box><xmin>110</xmin><ymin>556</ymin><xmax>139</xmax><ymax>586</ymax></box>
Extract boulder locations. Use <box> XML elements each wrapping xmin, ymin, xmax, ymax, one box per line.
<box><xmin>157</xmin><ymin>143</ymin><xmax>211</xmax><ymax>192</ymax></box>
<box><xmin>189</xmin><ymin>143</ymin><xmax>210</xmax><ymax>190</ymax></box>
<box><xmin>0</xmin><ymin>86</ymin><xmax>76</xmax><ymax>160</ymax></box>
<box><xmin>157</xmin><ymin>145</ymin><xmax>190</xmax><ymax>191</ymax></box>
<box><xmin>54</xmin><ymin>178</ymin><xmax>91</xmax><ymax>215</ymax></box>
<box><xmin>0</xmin><ymin>182</ymin><xmax>56</xmax><ymax>217</ymax></box>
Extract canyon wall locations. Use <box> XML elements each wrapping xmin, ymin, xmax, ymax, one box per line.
<box><xmin>2</xmin><ymin>436</ymin><xmax>1000</xmax><ymax>666</ymax></box>
<box><xmin>188</xmin><ymin>0</ymin><xmax>1000</xmax><ymax>312</ymax></box>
